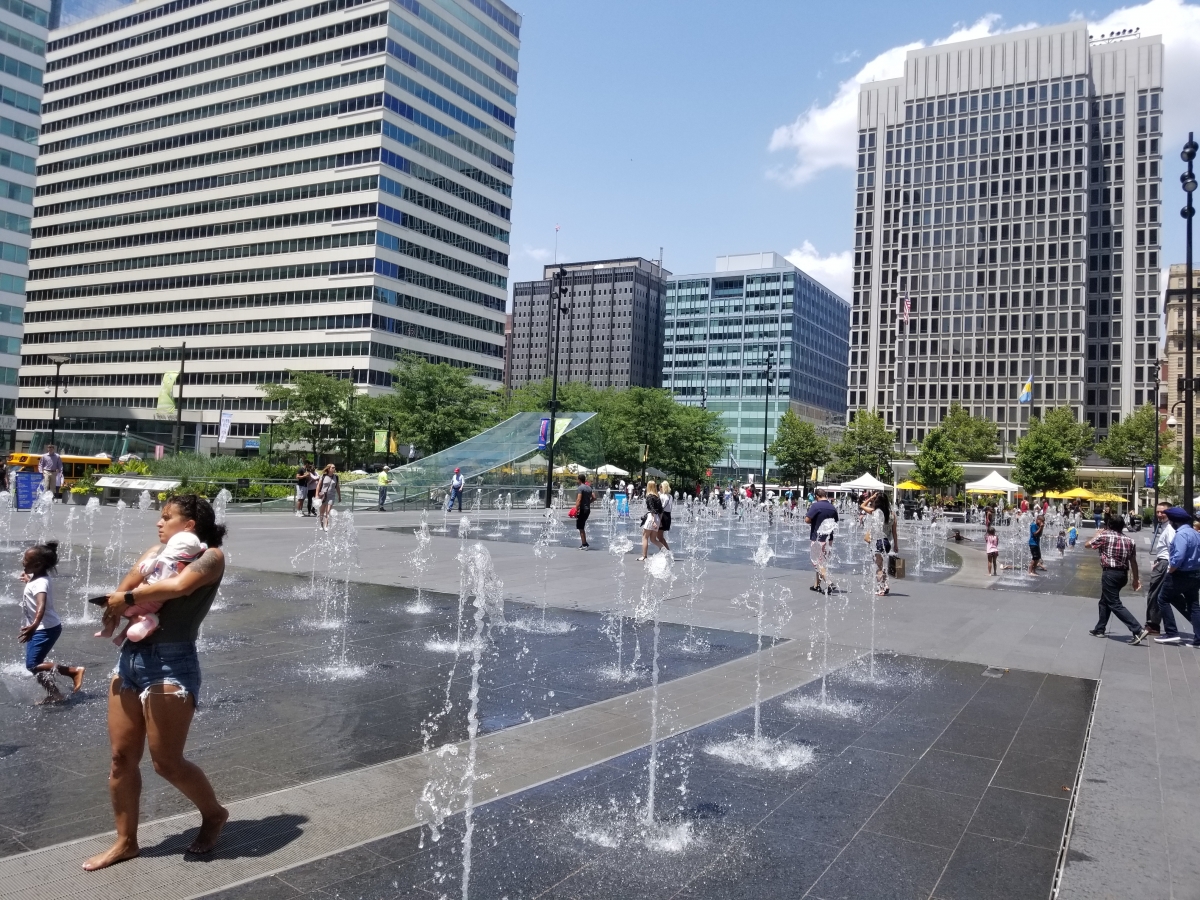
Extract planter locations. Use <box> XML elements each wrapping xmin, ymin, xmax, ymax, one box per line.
<box><xmin>69</xmin><ymin>492</ymin><xmax>90</xmax><ymax>505</ymax></box>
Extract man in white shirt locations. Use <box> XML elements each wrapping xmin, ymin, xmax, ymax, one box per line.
<box><xmin>38</xmin><ymin>445</ymin><xmax>63</xmax><ymax>498</ymax></box>
<box><xmin>1146</xmin><ymin>502</ymin><xmax>1173</xmax><ymax>635</ymax></box>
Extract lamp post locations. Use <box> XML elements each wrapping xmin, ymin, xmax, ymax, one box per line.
<box><xmin>544</xmin><ymin>267</ymin><xmax>566</xmax><ymax>508</ymax></box>
<box><xmin>45</xmin><ymin>354</ymin><xmax>70</xmax><ymax>450</ymax></box>
<box><xmin>266</xmin><ymin>414</ymin><xmax>277</xmax><ymax>463</ymax></box>
<box><xmin>346</xmin><ymin>367</ymin><xmax>356</xmax><ymax>471</ymax></box>
<box><xmin>1152</xmin><ymin>364</ymin><xmax>1162</xmax><ymax>512</ymax></box>
<box><xmin>760</xmin><ymin>352</ymin><xmax>774</xmax><ymax>500</ymax></box>
<box><xmin>1181</xmin><ymin>133</ymin><xmax>1197</xmax><ymax>509</ymax></box>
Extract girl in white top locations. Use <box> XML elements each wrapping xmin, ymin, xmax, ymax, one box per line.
<box><xmin>658</xmin><ymin>480</ymin><xmax>674</xmax><ymax>553</ymax></box>
<box><xmin>17</xmin><ymin>541</ymin><xmax>84</xmax><ymax>704</ymax></box>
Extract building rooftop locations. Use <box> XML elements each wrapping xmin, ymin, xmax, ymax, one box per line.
<box><xmin>714</xmin><ymin>252</ymin><xmax>791</xmax><ymax>272</ymax></box>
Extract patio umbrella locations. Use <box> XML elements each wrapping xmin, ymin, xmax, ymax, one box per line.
<box><xmin>896</xmin><ymin>480</ymin><xmax>925</xmax><ymax>490</ymax></box>
<box><xmin>1060</xmin><ymin>487</ymin><xmax>1096</xmax><ymax>500</ymax></box>
<box><xmin>1093</xmin><ymin>492</ymin><xmax>1128</xmax><ymax>503</ymax></box>
<box><xmin>840</xmin><ymin>473</ymin><xmax>891</xmax><ymax>491</ymax></box>
<box><xmin>964</xmin><ymin>471</ymin><xmax>1021</xmax><ymax>493</ymax></box>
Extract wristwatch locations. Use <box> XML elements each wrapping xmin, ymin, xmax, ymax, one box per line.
<box><xmin>124</xmin><ymin>591</ymin><xmax>135</xmax><ymax>605</ymax></box>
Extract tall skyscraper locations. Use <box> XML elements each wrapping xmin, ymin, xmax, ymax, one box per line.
<box><xmin>0</xmin><ymin>0</ymin><xmax>48</xmax><ymax>452</ymax></box>
<box><xmin>509</xmin><ymin>257</ymin><xmax>668</xmax><ymax>390</ymax></box>
<box><xmin>20</xmin><ymin>0</ymin><xmax>518</xmax><ymax>453</ymax></box>
<box><xmin>663</xmin><ymin>252</ymin><xmax>849</xmax><ymax>474</ymax></box>
<box><xmin>850</xmin><ymin>23</ymin><xmax>1163</xmax><ymax>450</ymax></box>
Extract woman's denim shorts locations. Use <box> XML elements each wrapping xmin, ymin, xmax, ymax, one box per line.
<box><xmin>116</xmin><ymin>641</ymin><xmax>201</xmax><ymax>704</ymax></box>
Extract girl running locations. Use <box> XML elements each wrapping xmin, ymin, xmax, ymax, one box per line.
<box><xmin>17</xmin><ymin>541</ymin><xmax>84</xmax><ymax>704</ymax></box>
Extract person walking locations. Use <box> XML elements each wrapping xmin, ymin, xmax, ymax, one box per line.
<box><xmin>38</xmin><ymin>444</ymin><xmax>63</xmax><ymax>498</ymax></box>
<box><xmin>294</xmin><ymin>461</ymin><xmax>310</xmax><ymax>517</ymax></box>
<box><xmin>572</xmin><ymin>473</ymin><xmax>592</xmax><ymax>550</ymax></box>
<box><xmin>658</xmin><ymin>481</ymin><xmax>673</xmax><ymax>553</ymax></box>
<box><xmin>448</xmin><ymin>467</ymin><xmax>464</xmax><ymax>512</ymax></box>
<box><xmin>304</xmin><ymin>463</ymin><xmax>318</xmax><ymax>517</ymax></box>
<box><xmin>1153</xmin><ymin>507</ymin><xmax>1200</xmax><ymax>646</ymax></box>
<box><xmin>377</xmin><ymin>466</ymin><xmax>391</xmax><ymax>512</ymax></box>
<box><xmin>17</xmin><ymin>541</ymin><xmax>84</xmax><ymax>704</ymax></box>
<box><xmin>805</xmin><ymin>488</ymin><xmax>838</xmax><ymax>592</ymax></box>
<box><xmin>861</xmin><ymin>490</ymin><xmax>897</xmax><ymax>596</ymax></box>
<box><xmin>1027</xmin><ymin>514</ymin><xmax>1045</xmax><ymax>575</ymax></box>
<box><xmin>1084</xmin><ymin>516</ymin><xmax>1149</xmax><ymax>643</ymax></box>
<box><xmin>83</xmin><ymin>494</ymin><xmax>229</xmax><ymax>871</ymax></box>
<box><xmin>638</xmin><ymin>481</ymin><xmax>666</xmax><ymax>561</ymax></box>
<box><xmin>1144</xmin><ymin>503</ymin><xmax>1173</xmax><ymax>635</ymax></box>
<box><xmin>316</xmin><ymin>464</ymin><xmax>340</xmax><ymax>531</ymax></box>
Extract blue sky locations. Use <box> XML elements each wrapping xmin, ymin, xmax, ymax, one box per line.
<box><xmin>505</xmin><ymin>0</ymin><xmax>1200</xmax><ymax>302</ymax></box>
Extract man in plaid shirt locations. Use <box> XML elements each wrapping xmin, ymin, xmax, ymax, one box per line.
<box><xmin>1085</xmin><ymin>516</ymin><xmax>1149</xmax><ymax>643</ymax></box>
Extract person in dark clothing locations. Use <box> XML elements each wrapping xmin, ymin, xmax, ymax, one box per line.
<box><xmin>805</xmin><ymin>489</ymin><xmax>838</xmax><ymax>592</ymax></box>
<box><xmin>1085</xmin><ymin>516</ymin><xmax>1148</xmax><ymax>644</ymax></box>
<box><xmin>572</xmin><ymin>474</ymin><xmax>592</xmax><ymax>550</ymax></box>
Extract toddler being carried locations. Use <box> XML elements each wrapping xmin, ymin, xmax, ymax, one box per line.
<box><xmin>96</xmin><ymin>531</ymin><xmax>207</xmax><ymax>645</ymax></box>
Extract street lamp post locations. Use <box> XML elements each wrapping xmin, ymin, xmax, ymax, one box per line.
<box><xmin>1181</xmin><ymin>133</ymin><xmax>1197</xmax><ymax>509</ymax></box>
<box><xmin>544</xmin><ymin>267</ymin><xmax>566</xmax><ymax>508</ymax></box>
<box><xmin>45</xmin><ymin>354</ymin><xmax>70</xmax><ymax>450</ymax></box>
<box><xmin>266</xmin><ymin>414</ymin><xmax>277</xmax><ymax>463</ymax></box>
<box><xmin>760</xmin><ymin>352</ymin><xmax>774</xmax><ymax>499</ymax></box>
<box><xmin>1152</xmin><ymin>364</ymin><xmax>1162</xmax><ymax>511</ymax></box>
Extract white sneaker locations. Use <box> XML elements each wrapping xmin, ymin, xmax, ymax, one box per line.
<box><xmin>295</xmin><ymin>511</ymin><xmax>302</xmax><ymax>517</ymax></box>
<box><xmin>1154</xmin><ymin>635</ymin><xmax>1183</xmax><ymax>644</ymax></box>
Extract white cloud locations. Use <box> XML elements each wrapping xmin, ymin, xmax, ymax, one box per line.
<box><xmin>785</xmin><ymin>241</ymin><xmax>853</xmax><ymax>300</ymax></box>
<box><xmin>523</xmin><ymin>245</ymin><xmax>552</xmax><ymax>263</ymax></box>
<box><xmin>833</xmin><ymin>50</ymin><xmax>860</xmax><ymax>64</ymax></box>
<box><xmin>767</xmin><ymin>2</ymin><xmax>1200</xmax><ymax>188</ymax></box>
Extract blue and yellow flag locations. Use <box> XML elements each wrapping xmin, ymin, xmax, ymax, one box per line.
<box><xmin>1018</xmin><ymin>380</ymin><xmax>1033</xmax><ymax>403</ymax></box>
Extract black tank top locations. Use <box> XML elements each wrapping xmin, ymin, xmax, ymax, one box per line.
<box><xmin>138</xmin><ymin>573</ymin><xmax>223</xmax><ymax>644</ymax></box>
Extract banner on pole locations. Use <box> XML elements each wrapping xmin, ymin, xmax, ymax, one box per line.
<box><xmin>374</xmin><ymin>430</ymin><xmax>387</xmax><ymax>453</ymax></box>
<box><xmin>155</xmin><ymin>444</ymin><xmax>164</xmax><ymax>460</ymax></box>
<box><xmin>156</xmin><ymin>371</ymin><xmax>178</xmax><ymax>415</ymax></box>
<box><xmin>218</xmin><ymin>410</ymin><xmax>233</xmax><ymax>444</ymax></box>
<box><xmin>554</xmin><ymin>417</ymin><xmax>571</xmax><ymax>446</ymax></box>
<box><xmin>537</xmin><ymin>417</ymin><xmax>550</xmax><ymax>449</ymax></box>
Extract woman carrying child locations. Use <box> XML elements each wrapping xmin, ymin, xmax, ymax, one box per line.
<box><xmin>16</xmin><ymin>541</ymin><xmax>85</xmax><ymax>704</ymax></box>
<box><xmin>83</xmin><ymin>494</ymin><xmax>229</xmax><ymax>872</ymax></box>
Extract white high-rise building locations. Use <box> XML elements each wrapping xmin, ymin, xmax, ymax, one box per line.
<box><xmin>849</xmin><ymin>23</ymin><xmax>1163</xmax><ymax>450</ymax></box>
<box><xmin>20</xmin><ymin>0</ymin><xmax>518</xmax><ymax>454</ymax></box>
<box><xmin>0</xmin><ymin>0</ymin><xmax>48</xmax><ymax>452</ymax></box>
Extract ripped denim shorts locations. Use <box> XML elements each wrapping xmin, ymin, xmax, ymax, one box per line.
<box><xmin>116</xmin><ymin>641</ymin><xmax>201</xmax><ymax>705</ymax></box>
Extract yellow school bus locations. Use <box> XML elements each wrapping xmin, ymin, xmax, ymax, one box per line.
<box><xmin>6</xmin><ymin>453</ymin><xmax>111</xmax><ymax>489</ymax></box>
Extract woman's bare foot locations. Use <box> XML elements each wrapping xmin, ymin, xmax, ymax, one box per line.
<box><xmin>188</xmin><ymin>807</ymin><xmax>229</xmax><ymax>854</ymax></box>
<box><xmin>82</xmin><ymin>839</ymin><xmax>139</xmax><ymax>871</ymax></box>
<box><xmin>57</xmin><ymin>665</ymin><xmax>85</xmax><ymax>692</ymax></box>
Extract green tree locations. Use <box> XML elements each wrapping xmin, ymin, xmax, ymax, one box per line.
<box><xmin>912</xmin><ymin>427</ymin><xmax>965</xmax><ymax>490</ymax></box>
<box><xmin>502</xmin><ymin>378</ymin><xmax>601</xmax><ymax>415</ymax></box>
<box><xmin>769</xmin><ymin>409</ymin><xmax>831</xmax><ymax>490</ymax></box>
<box><xmin>1011</xmin><ymin>407</ymin><xmax>1092</xmax><ymax>495</ymax></box>
<box><xmin>383</xmin><ymin>354</ymin><xmax>499</xmax><ymax>455</ymax></box>
<box><xmin>259</xmin><ymin>372</ymin><xmax>353</xmax><ymax>464</ymax></box>
<box><xmin>1096</xmin><ymin>403</ymin><xmax>1170</xmax><ymax>468</ymax></box>
<box><xmin>1037</xmin><ymin>406</ymin><xmax>1095</xmax><ymax>461</ymax></box>
<box><xmin>658</xmin><ymin>401</ymin><xmax>729</xmax><ymax>485</ymax></box>
<box><xmin>832</xmin><ymin>410</ymin><xmax>894</xmax><ymax>480</ymax></box>
<box><xmin>939</xmin><ymin>402</ymin><xmax>998</xmax><ymax>461</ymax></box>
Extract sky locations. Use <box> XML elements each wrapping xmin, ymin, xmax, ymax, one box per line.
<box><xmin>504</xmin><ymin>0</ymin><xmax>1200</xmax><ymax>304</ymax></box>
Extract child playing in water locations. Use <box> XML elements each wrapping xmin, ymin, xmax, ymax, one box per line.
<box><xmin>17</xmin><ymin>541</ymin><xmax>84</xmax><ymax>704</ymax></box>
<box><xmin>985</xmin><ymin>526</ymin><xmax>999</xmax><ymax>576</ymax></box>
<box><xmin>1068</xmin><ymin>524</ymin><xmax>1077</xmax><ymax>548</ymax></box>
<box><xmin>95</xmin><ymin>529</ymin><xmax>206</xmax><ymax>645</ymax></box>
<box><xmin>1056</xmin><ymin>530</ymin><xmax>1067</xmax><ymax>558</ymax></box>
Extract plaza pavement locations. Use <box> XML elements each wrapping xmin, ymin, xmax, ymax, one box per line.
<box><xmin>0</xmin><ymin>503</ymin><xmax>1195</xmax><ymax>899</ymax></box>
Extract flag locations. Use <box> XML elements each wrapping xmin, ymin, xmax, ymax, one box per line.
<box><xmin>156</xmin><ymin>371</ymin><xmax>178</xmax><ymax>414</ymax></box>
<box><xmin>553</xmin><ymin>417</ymin><xmax>571</xmax><ymax>445</ymax></box>
<box><xmin>902</xmin><ymin>294</ymin><xmax>911</xmax><ymax>324</ymax></box>
<box><xmin>1018</xmin><ymin>380</ymin><xmax>1033</xmax><ymax>403</ymax></box>
<box><xmin>537</xmin><ymin>417</ymin><xmax>550</xmax><ymax>449</ymax></box>
<box><xmin>389</xmin><ymin>434</ymin><xmax>398</xmax><ymax>455</ymax></box>
<box><xmin>374</xmin><ymin>430</ymin><xmax>387</xmax><ymax>453</ymax></box>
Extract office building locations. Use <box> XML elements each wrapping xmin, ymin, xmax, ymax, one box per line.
<box><xmin>1164</xmin><ymin>263</ymin><xmax>1200</xmax><ymax>452</ymax></box>
<box><xmin>850</xmin><ymin>23</ymin><xmax>1163</xmax><ymax>449</ymax></box>
<box><xmin>663</xmin><ymin>252</ymin><xmax>849</xmax><ymax>474</ymax></box>
<box><xmin>509</xmin><ymin>257</ymin><xmax>668</xmax><ymax>390</ymax></box>
<box><xmin>53</xmin><ymin>0</ymin><xmax>132</xmax><ymax>30</ymax></box>
<box><xmin>20</xmin><ymin>0</ymin><xmax>518</xmax><ymax>453</ymax></box>
<box><xmin>0</xmin><ymin>0</ymin><xmax>48</xmax><ymax>451</ymax></box>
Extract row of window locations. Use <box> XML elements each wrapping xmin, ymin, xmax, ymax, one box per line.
<box><xmin>43</xmin><ymin>24</ymin><xmax>386</xmax><ymax>132</ymax></box>
<box><xmin>394</xmin><ymin>0</ymin><xmax>516</xmax><ymax>84</ymax></box>
<box><xmin>45</xmin><ymin>0</ymin><xmax>377</xmax><ymax>92</ymax></box>
<box><xmin>24</xmin><ymin>310</ymin><xmax>504</xmax><ymax>357</ymax></box>
<box><xmin>376</xmin><ymin>229</ymin><xmax>505</xmax><ymax>287</ymax></box>
<box><xmin>374</xmin><ymin>257</ymin><xmax>504</xmax><ymax>310</ymax></box>
<box><xmin>379</xmin><ymin>167</ymin><xmax>509</xmax><ymax>238</ymax></box>
<box><xmin>28</xmin><ymin>229</ymin><xmax>376</xmax><ymax>281</ymax></box>
<box><xmin>390</xmin><ymin>12</ymin><xmax>514</xmax><ymax>105</ymax></box>
<box><xmin>0</xmin><ymin>52</ymin><xmax>39</xmax><ymax>88</ymax></box>
<box><xmin>377</xmin><ymin>203</ymin><xmax>506</xmax><ymax>265</ymax></box>
<box><xmin>903</xmin><ymin>82</ymin><xmax>1089</xmax><ymax>122</ymax></box>
<box><xmin>383</xmin><ymin>90</ymin><xmax>511</xmax><ymax>176</ymax></box>
<box><xmin>381</xmin><ymin>148</ymin><xmax>510</xmax><ymax>220</ymax></box>
<box><xmin>21</xmin><ymin>284</ymin><xmax>504</xmax><ymax>335</ymax></box>
<box><xmin>385</xmin><ymin>65</ymin><xmax>513</xmax><ymax>150</ymax></box>
<box><xmin>383</xmin><ymin>120</ymin><xmax>510</xmax><ymax>196</ymax></box>
<box><xmin>0</xmin><ymin>19</ymin><xmax>43</xmax><ymax>59</ymax></box>
<box><xmin>42</xmin><ymin>65</ymin><xmax>384</xmax><ymax>155</ymax></box>
<box><xmin>388</xmin><ymin>37</ymin><xmax>513</xmax><ymax>128</ymax></box>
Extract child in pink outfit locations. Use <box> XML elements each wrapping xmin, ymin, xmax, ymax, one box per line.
<box><xmin>96</xmin><ymin>531</ymin><xmax>207</xmax><ymax>645</ymax></box>
<box><xmin>985</xmin><ymin>526</ymin><xmax>999</xmax><ymax>576</ymax></box>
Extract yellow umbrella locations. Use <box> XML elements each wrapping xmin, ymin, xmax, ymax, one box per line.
<box><xmin>896</xmin><ymin>480</ymin><xmax>925</xmax><ymax>490</ymax></box>
<box><xmin>1060</xmin><ymin>487</ymin><xmax>1096</xmax><ymax>499</ymax></box>
<box><xmin>1094</xmin><ymin>492</ymin><xmax>1129</xmax><ymax>503</ymax></box>
<box><xmin>1042</xmin><ymin>490</ymin><xmax>1066</xmax><ymax>499</ymax></box>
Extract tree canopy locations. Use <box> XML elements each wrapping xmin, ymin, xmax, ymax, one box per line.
<box><xmin>1012</xmin><ymin>407</ymin><xmax>1093</xmax><ymax>494</ymax></box>
<box><xmin>912</xmin><ymin>427</ymin><xmax>965</xmax><ymax>489</ymax></box>
<box><xmin>1096</xmin><ymin>403</ymin><xmax>1171</xmax><ymax>468</ymax></box>
<box><xmin>769</xmin><ymin>409</ymin><xmax>831</xmax><ymax>489</ymax></box>
<box><xmin>832</xmin><ymin>410</ymin><xmax>894</xmax><ymax>480</ymax></box>
<box><xmin>258</xmin><ymin>371</ymin><xmax>353</xmax><ymax>464</ymax></box>
<box><xmin>939</xmin><ymin>403</ymin><xmax>999</xmax><ymax>461</ymax></box>
<box><xmin>382</xmin><ymin>355</ymin><xmax>499</xmax><ymax>455</ymax></box>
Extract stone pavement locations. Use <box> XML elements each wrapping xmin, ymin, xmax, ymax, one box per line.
<box><xmin>0</xmin><ymin>503</ymin><xmax>1193</xmax><ymax>898</ymax></box>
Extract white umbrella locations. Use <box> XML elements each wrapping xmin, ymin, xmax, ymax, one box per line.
<box><xmin>839</xmin><ymin>473</ymin><xmax>890</xmax><ymax>491</ymax></box>
<box><xmin>965</xmin><ymin>470</ymin><xmax>1021</xmax><ymax>493</ymax></box>
<box><xmin>595</xmin><ymin>464</ymin><xmax>629</xmax><ymax>476</ymax></box>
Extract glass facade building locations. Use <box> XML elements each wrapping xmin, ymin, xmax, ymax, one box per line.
<box><xmin>20</xmin><ymin>0</ymin><xmax>518</xmax><ymax>452</ymax></box>
<box><xmin>663</xmin><ymin>252</ymin><xmax>849</xmax><ymax>473</ymax></box>
<box><xmin>850</xmin><ymin>23</ymin><xmax>1163</xmax><ymax>449</ymax></box>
